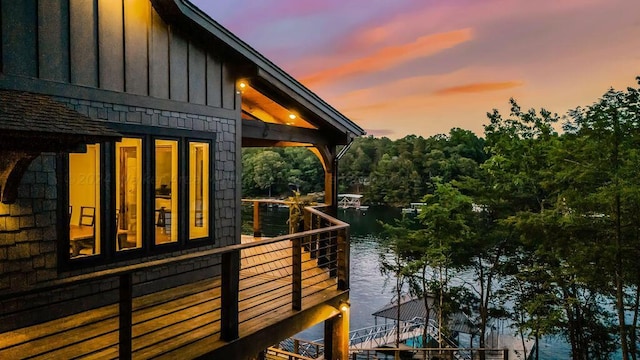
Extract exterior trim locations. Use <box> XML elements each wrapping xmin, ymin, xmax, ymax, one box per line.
<box><xmin>152</xmin><ymin>0</ymin><xmax>366</xmax><ymax>138</ymax></box>
<box><xmin>0</xmin><ymin>74</ymin><xmax>237</xmax><ymax>120</ymax></box>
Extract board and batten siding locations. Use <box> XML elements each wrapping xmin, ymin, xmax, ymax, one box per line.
<box><xmin>0</xmin><ymin>0</ymin><xmax>236</xmax><ymax>110</ymax></box>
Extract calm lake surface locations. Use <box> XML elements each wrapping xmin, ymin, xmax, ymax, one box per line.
<box><xmin>257</xmin><ymin>205</ymin><xmax>572</xmax><ymax>359</ymax></box>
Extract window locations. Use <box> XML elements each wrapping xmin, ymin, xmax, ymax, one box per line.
<box><xmin>155</xmin><ymin>140</ymin><xmax>178</xmax><ymax>244</ymax></box>
<box><xmin>189</xmin><ymin>142</ymin><xmax>209</xmax><ymax>240</ymax></box>
<box><xmin>68</xmin><ymin>144</ymin><xmax>100</xmax><ymax>258</ymax></box>
<box><xmin>116</xmin><ymin>138</ymin><xmax>142</xmax><ymax>251</ymax></box>
<box><xmin>63</xmin><ymin>128</ymin><xmax>214</xmax><ymax>264</ymax></box>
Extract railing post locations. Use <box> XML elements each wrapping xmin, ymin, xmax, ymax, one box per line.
<box><xmin>294</xmin><ymin>339</ymin><xmax>300</xmax><ymax>354</ymax></box>
<box><xmin>221</xmin><ymin>250</ymin><xmax>240</xmax><ymax>341</ymax></box>
<box><xmin>503</xmin><ymin>348</ymin><xmax>509</xmax><ymax>360</ymax></box>
<box><xmin>253</xmin><ymin>201</ymin><xmax>261</xmax><ymax>237</ymax></box>
<box><xmin>303</xmin><ymin>209</ymin><xmax>312</xmax><ymax>255</ymax></box>
<box><xmin>337</xmin><ymin>227</ymin><xmax>350</xmax><ymax>290</ymax></box>
<box><xmin>292</xmin><ymin>236</ymin><xmax>302</xmax><ymax>310</ymax></box>
<box><xmin>119</xmin><ymin>273</ymin><xmax>132</xmax><ymax>360</ymax></box>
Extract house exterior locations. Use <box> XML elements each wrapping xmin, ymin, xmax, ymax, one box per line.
<box><xmin>0</xmin><ymin>1</ymin><xmax>364</xmax><ymax>359</ymax></box>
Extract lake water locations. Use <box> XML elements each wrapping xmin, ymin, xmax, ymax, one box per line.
<box><xmin>258</xmin><ymin>205</ymin><xmax>573</xmax><ymax>358</ymax></box>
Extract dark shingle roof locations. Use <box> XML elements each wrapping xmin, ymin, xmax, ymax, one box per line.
<box><xmin>0</xmin><ymin>90</ymin><xmax>121</xmax><ymax>139</ymax></box>
<box><xmin>372</xmin><ymin>295</ymin><xmax>477</xmax><ymax>335</ymax></box>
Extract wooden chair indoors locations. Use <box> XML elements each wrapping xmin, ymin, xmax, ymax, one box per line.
<box><xmin>72</xmin><ymin>206</ymin><xmax>96</xmax><ymax>256</ymax></box>
<box><xmin>116</xmin><ymin>211</ymin><xmax>132</xmax><ymax>250</ymax></box>
<box><xmin>79</xmin><ymin>206</ymin><xmax>95</xmax><ymax>227</ymax></box>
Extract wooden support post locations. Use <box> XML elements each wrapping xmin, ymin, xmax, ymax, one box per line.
<box><xmin>337</xmin><ymin>227</ymin><xmax>350</xmax><ymax>291</ymax></box>
<box><xmin>503</xmin><ymin>348</ymin><xmax>509</xmax><ymax>360</ymax></box>
<box><xmin>253</xmin><ymin>201</ymin><xmax>261</xmax><ymax>237</ymax></box>
<box><xmin>293</xmin><ymin>339</ymin><xmax>300</xmax><ymax>354</ymax></box>
<box><xmin>323</xmin><ymin>311</ymin><xmax>349</xmax><ymax>360</ymax></box>
<box><xmin>221</xmin><ymin>250</ymin><xmax>240</xmax><ymax>341</ymax></box>
<box><xmin>119</xmin><ymin>273</ymin><xmax>133</xmax><ymax>360</ymax></box>
<box><xmin>292</xmin><ymin>237</ymin><xmax>302</xmax><ymax>310</ymax></box>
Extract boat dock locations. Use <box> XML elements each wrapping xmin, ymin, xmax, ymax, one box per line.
<box><xmin>338</xmin><ymin>194</ymin><xmax>369</xmax><ymax>210</ymax></box>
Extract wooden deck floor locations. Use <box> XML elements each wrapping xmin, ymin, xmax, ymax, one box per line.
<box><xmin>0</xmin><ymin>238</ymin><xmax>341</xmax><ymax>359</ymax></box>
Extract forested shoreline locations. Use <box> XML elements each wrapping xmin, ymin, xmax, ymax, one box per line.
<box><xmin>243</xmin><ymin>78</ymin><xmax>640</xmax><ymax>359</ymax></box>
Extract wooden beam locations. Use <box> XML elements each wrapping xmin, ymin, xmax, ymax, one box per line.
<box><xmin>0</xmin><ymin>152</ymin><xmax>38</xmax><ymax>204</ymax></box>
<box><xmin>242</xmin><ymin>119</ymin><xmax>329</xmax><ymax>145</ymax></box>
<box><xmin>206</xmin><ymin>293</ymin><xmax>348</xmax><ymax>359</ymax></box>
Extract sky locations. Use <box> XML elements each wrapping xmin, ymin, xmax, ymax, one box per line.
<box><xmin>191</xmin><ymin>0</ymin><xmax>640</xmax><ymax>139</ymax></box>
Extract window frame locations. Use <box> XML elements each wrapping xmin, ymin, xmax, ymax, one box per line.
<box><xmin>187</xmin><ymin>139</ymin><xmax>213</xmax><ymax>243</ymax></box>
<box><xmin>58</xmin><ymin>124</ymin><xmax>216</xmax><ymax>269</ymax></box>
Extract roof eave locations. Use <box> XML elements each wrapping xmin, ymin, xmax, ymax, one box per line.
<box><xmin>152</xmin><ymin>0</ymin><xmax>366</xmax><ymax>138</ymax></box>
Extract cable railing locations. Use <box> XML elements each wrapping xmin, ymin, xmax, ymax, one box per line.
<box><xmin>348</xmin><ymin>347</ymin><xmax>510</xmax><ymax>360</ymax></box>
<box><xmin>0</xmin><ymin>200</ymin><xmax>350</xmax><ymax>359</ymax></box>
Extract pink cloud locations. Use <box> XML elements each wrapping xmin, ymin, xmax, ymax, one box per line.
<box><xmin>434</xmin><ymin>81</ymin><xmax>524</xmax><ymax>96</ymax></box>
<box><xmin>300</xmin><ymin>28</ymin><xmax>473</xmax><ymax>87</ymax></box>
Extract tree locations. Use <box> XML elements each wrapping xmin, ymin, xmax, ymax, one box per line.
<box><xmin>250</xmin><ymin>150</ymin><xmax>288</xmax><ymax>197</ymax></box>
<box><xmin>366</xmin><ymin>154</ymin><xmax>421</xmax><ymax>206</ymax></box>
<box><xmin>556</xmin><ymin>79</ymin><xmax>640</xmax><ymax>360</ymax></box>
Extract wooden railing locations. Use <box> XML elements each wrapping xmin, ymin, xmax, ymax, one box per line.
<box><xmin>0</xmin><ymin>200</ymin><xmax>350</xmax><ymax>359</ymax></box>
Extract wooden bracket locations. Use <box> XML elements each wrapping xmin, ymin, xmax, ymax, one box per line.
<box><xmin>0</xmin><ymin>151</ymin><xmax>39</xmax><ymax>204</ymax></box>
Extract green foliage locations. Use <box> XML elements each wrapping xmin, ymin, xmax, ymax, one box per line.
<box><xmin>375</xmin><ymin>77</ymin><xmax>640</xmax><ymax>359</ymax></box>
<box><xmin>241</xmin><ymin>77</ymin><xmax>640</xmax><ymax>360</ymax></box>
<box><xmin>242</xmin><ymin>147</ymin><xmax>324</xmax><ymax>198</ymax></box>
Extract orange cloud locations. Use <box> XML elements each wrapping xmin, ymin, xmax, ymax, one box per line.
<box><xmin>434</xmin><ymin>81</ymin><xmax>524</xmax><ymax>96</ymax></box>
<box><xmin>301</xmin><ymin>28</ymin><xmax>473</xmax><ymax>87</ymax></box>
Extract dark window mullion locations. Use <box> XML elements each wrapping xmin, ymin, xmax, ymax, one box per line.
<box><xmin>102</xmin><ymin>141</ymin><xmax>115</xmax><ymax>259</ymax></box>
<box><xmin>179</xmin><ymin>137</ymin><xmax>189</xmax><ymax>245</ymax></box>
<box><xmin>208</xmin><ymin>136</ymin><xmax>215</xmax><ymax>244</ymax></box>
<box><xmin>143</xmin><ymin>135</ymin><xmax>154</xmax><ymax>253</ymax></box>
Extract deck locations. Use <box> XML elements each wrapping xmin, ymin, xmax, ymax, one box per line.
<box><xmin>0</xmin><ymin>236</ymin><xmax>344</xmax><ymax>359</ymax></box>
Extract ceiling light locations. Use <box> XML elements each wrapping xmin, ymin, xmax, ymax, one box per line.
<box><xmin>289</xmin><ymin>113</ymin><xmax>296</xmax><ymax>120</ymax></box>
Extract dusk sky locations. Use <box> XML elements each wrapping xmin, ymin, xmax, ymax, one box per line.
<box><xmin>192</xmin><ymin>0</ymin><xmax>640</xmax><ymax>139</ymax></box>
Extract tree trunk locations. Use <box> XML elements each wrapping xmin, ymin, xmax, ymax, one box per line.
<box><xmin>630</xmin><ymin>283</ymin><xmax>639</xmax><ymax>360</ymax></box>
<box><xmin>478</xmin><ymin>263</ymin><xmax>486</xmax><ymax>360</ymax></box>
<box><xmin>396</xmin><ymin>270</ymin><xmax>401</xmax><ymax>348</ymax></box>
<box><xmin>613</xmin><ymin>114</ymin><xmax>630</xmax><ymax>360</ymax></box>
<box><xmin>615</xmin><ymin>193</ymin><xmax>629</xmax><ymax>360</ymax></box>
<box><xmin>422</xmin><ymin>266</ymin><xmax>431</xmax><ymax>348</ymax></box>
